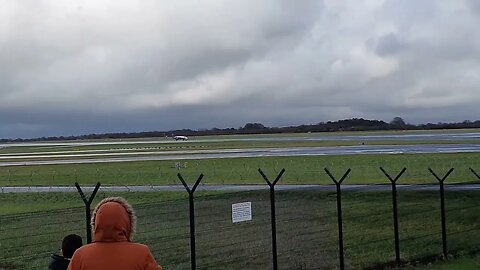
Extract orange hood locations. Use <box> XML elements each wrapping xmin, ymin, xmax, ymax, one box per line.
<box><xmin>91</xmin><ymin>197</ymin><xmax>136</xmax><ymax>242</ymax></box>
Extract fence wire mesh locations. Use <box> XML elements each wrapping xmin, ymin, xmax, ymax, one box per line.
<box><xmin>1</xmin><ymin>160</ymin><xmax>480</xmax><ymax>270</ymax></box>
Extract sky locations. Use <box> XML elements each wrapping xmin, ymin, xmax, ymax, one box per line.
<box><xmin>1</xmin><ymin>0</ymin><xmax>480</xmax><ymax>138</ymax></box>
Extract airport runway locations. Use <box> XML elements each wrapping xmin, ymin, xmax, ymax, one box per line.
<box><xmin>1</xmin><ymin>132</ymin><xmax>479</xmax><ymax>148</ymax></box>
<box><xmin>2</xmin><ymin>184</ymin><xmax>480</xmax><ymax>193</ymax></box>
<box><xmin>0</xmin><ymin>143</ymin><xmax>479</xmax><ymax>166</ymax></box>
<box><xmin>214</xmin><ymin>132</ymin><xmax>480</xmax><ymax>142</ymax></box>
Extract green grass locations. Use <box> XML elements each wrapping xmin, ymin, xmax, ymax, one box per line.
<box><xmin>1</xmin><ymin>189</ymin><xmax>479</xmax><ymax>269</ymax></box>
<box><xmin>407</xmin><ymin>255</ymin><xmax>480</xmax><ymax>269</ymax></box>
<box><xmin>0</xmin><ymin>153</ymin><xmax>479</xmax><ymax>186</ymax></box>
<box><xmin>0</xmin><ymin>191</ymin><xmax>190</xmax><ymax>215</ymax></box>
<box><xmin>1</xmin><ymin>130</ymin><xmax>479</xmax><ymax>269</ymax></box>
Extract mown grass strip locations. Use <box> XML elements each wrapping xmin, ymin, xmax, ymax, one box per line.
<box><xmin>1</xmin><ymin>153</ymin><xmax>479</xmax><ymax>186</ymax></box>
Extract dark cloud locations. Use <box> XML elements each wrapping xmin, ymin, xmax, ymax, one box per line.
<box><xmin>1</xmin><ymin>0</ymin><xmax>480</xmax><ymax>138</ymax></box>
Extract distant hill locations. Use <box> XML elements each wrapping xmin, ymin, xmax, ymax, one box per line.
<box><xmin>1</xmin><ymin>118</ymin><xmax>480</xmax><ymax>142</ymax></box>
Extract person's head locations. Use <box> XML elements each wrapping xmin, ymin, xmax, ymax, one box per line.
<box><xmin>61</xmin><ymin>234</ymin><xmax>83</xmax><ymax>258</ymax></box>
<box><xmin>91</xmin><ymin>197</ymin><xmax>136</xmax><ymax>242</ymax></box>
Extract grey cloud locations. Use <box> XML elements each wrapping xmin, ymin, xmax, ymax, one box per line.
<box><xmin>465</xmin><ymin>0</ymin><xmax>480</xmax><ymax>14</ymax></box>
<box><xmin>1</xmin><ymin>0</ymin><xmax>480</xmax><ymax>138</ymax></box>
<box><xmin>380</xmin><ymin>0</ymin><xmax>439</xmax><ymax>25</ymax></box>
<box><xmin>374</xmin><ymin>33</ymin><xmax>406</xmax><ymax>56</ymax></box>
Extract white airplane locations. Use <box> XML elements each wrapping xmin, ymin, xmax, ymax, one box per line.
<box><xmin>173</xmin><ymin>135</ymin><xmax>188</xmax><ymax>141</ymax></box>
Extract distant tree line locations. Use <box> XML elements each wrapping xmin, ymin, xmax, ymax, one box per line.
<box><xmin>2</xmin><ymin>117</ymin><xmax>480</xmax><ymax>142</ymax></box>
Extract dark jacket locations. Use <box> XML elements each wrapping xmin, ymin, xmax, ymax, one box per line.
<box><xmin>48</xmin><ymin>254</ymin><xmax>70</xmax><ymax>270</ymax></box>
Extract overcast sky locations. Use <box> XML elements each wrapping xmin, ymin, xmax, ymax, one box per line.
<box><xmin>1</xmin><ymin>0</ymin><xmax>480</xmax><ymax>138</ymax></box>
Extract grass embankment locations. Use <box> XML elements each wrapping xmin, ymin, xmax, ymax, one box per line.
<box><xmin>0</xmin><ymin>153</ymin><xmax>479</xmax><ymax>186</ymax></box>
<box><xmin>1</xmin><ymin>190</ymin><xmax>479</xmax><ymax>269</ymax></box>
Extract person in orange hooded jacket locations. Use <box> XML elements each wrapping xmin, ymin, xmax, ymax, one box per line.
<box><xmin>67</xmin><ymin>197</ymin><xmax>163</xmax><ymax>270</ymax></box>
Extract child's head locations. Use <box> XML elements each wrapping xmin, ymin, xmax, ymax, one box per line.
<box><xmin>61</xmin><ymin>234</ymin><xmax>83</xmax><ymax>258</ymax></box>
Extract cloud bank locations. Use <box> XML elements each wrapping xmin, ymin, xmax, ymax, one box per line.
<box><xmin>1</xmin><ymin>0</ymin><xmax>480</xmax><ymax>138</ymax></box>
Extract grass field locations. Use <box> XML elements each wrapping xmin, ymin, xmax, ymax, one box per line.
<box><xmin>1</xmin><ymin>189</ymin><xmax>479</xmax><ymax>269</ymax></box>
<box><xmin>2</xmin><ymin>131</ymin><xmax>479</xmax><ymax>269</ymax></box>
<box><xmin>0</xmin><ymin>191</ymin><xmax>190</xmax><ymax>215</ymax></box>
<box><xmin>407</xmin><ymin>255</ymin><xmax>480</xmax><ymax>269</ymax></box>
<box><xmin>0</xmin><ymin>153</ymin><xmax>479</xmax><ymax>186</ymax></box>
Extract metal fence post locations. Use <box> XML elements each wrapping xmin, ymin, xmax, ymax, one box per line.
<box><xmin>324</xmin><ymin>168</ymin><xmax>351</xmax><ymax>270</ymax></box>
<box><xmin>178</xmin><ymin>173</ymin><xmax>204</xmax><ymax>270</ymax></box>
<box><xmin>428</xmin><ymin>168</ymin><xmax>454</xmax><ymax>259</ymax></box>
<box><xmin>380</xmin><ymin>167</ymin><xmax>406</xmax><ymax>266</ymax></box>
<box><xmin>74</xmin><ymin>182</ymin><xmax>101</xmax><ymax>244</ymax></box>
<box><xmin>469</xmin><ymin>167</ymin><xmax>480</xmax><ymax>180</ymax></box>
<box><xmin>258</xmin><ymin>168</ymin><xmax>285</xmax><ymax>270</ymax></box>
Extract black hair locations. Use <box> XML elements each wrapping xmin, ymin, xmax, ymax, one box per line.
<box><xmin>62</xmin><ymin>234</ymin><xmax>83</xmax><ymax>258</ymax></box>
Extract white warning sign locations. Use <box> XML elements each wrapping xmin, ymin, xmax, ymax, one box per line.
<box><xmin>232</xmin><ymin>202</ymin><xmax>252</xmax><ymax>223</ymax></box>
